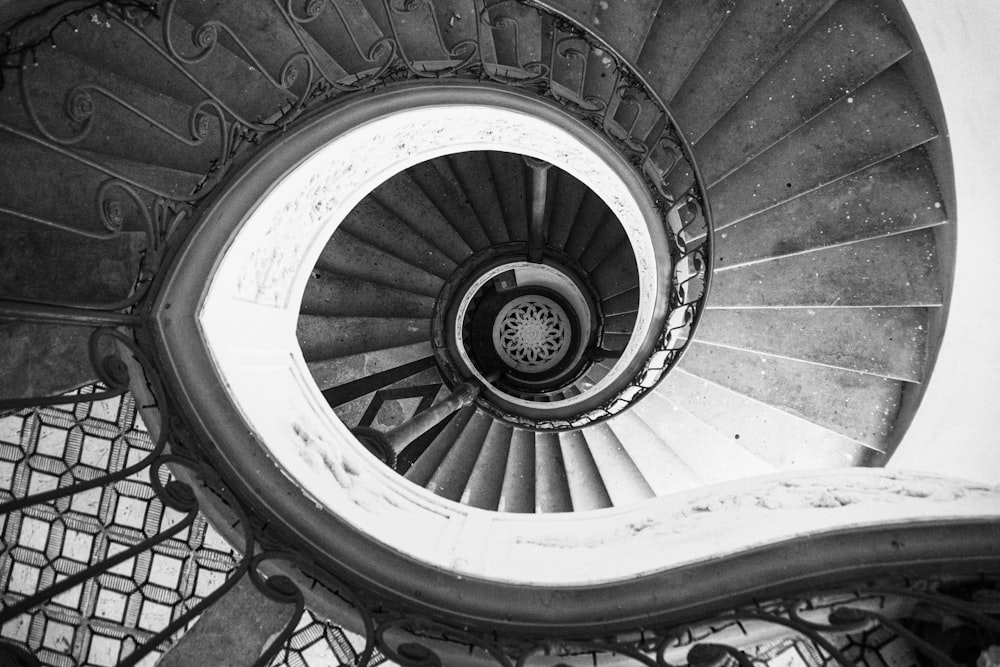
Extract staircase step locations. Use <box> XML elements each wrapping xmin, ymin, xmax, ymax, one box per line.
<box><xmin>498</xmin><ymin>428</ymin><xmax>535</xmax><ymax>513</ymax></box>
<box><xmin>307</xmin><ymin>341</ymin><xmax>434</xmax><ymax>392</ymax></box>
<box><xmin>296</xmin><ymin>315</ymin><xmax>430</xmax><ymax>361</ymax></box>
<box><xmin>2</xmin><ymin>48</ymin><xmax>220</xmax><ymax>174</ymax></box>
<box><xmin>372</xmin><ymin>171</ymin><xmax>474</xmax><ymax>265</ymax></box>
<box><xmin>535</xmin><ymin>432</ymin><xmax>572</xmax><ymax>512</ymax></box>
<box><xmin>604</xmin><ymin>311</ymin><xmax>638</xmax><ymax>335</ymax></box>
<box><xmin>579</xmin><ymin>220</ymin><xmax>627</xmax><ymax>273</ymax></box>
<box><xmin>57</xmin><ymin>8</ymin><xmax>290</xmax><ymax>123</ymax></box>
<box><xmin>559</xmin><ymin>431</ymin><xmax>612</xmax><ymax>511</ymax></box>
<box><xmin>483</xmin><ymin>0</ymin><xmax>543</xmax><ymax>72</ymax></box>
<box><xmin>588</xmin><ymin>0</ymin><xmax>661</xmax><ymax>60</ymax></box>
<box><xmin>0</xmin><ymin>323</ymin><xmax>101</xmax><ymax>402</ymax></box>
<box><xmin>710</xmin><ymin>228</ymin><xmax>943</xmax><ymax>307</ymax></box>
<box><xmin>0</xmin><ymin>230</ymin><xmax>144</xmax><ymax>303</ymax></box>
<box><xmin>603</xmin><ymin>410</ymin><xmax>701</xmax><ymax>494</ymax></box>
<box><xmin>715</xmin><ymin>147</ymin><xmax>946</xmax><ymax>269</ymax></box>
<box><xmin>487</xmin><ymin>152</ymin><xmax>529</xmax><ymax>242</ymax></box>
<box><xmin>546</xmin><ymin>170</ymin><xmax>587</xmax><ymax>252</ymax></box>
<box><xmin>577</xmin><ymin>423</ymin><xmax>654</xmax><ymax>505</ymax></box>
<box><xmin>695</xmin><ymin>0</ymin><xmax>910</xmax><ymax>184</ymax></box>
<box><xmin>601</xmin><ymin>287</ymin><xmax>640</xmax><ymax>316</ymax></box>
<box><xmin>696</xmin><ymin>307</ymin><xmax>930</xmax><ymax>381</ymax></box>
<box><xmin>410</xmin><ymin>159</ymin><xmax>492</xmax><ymax>252</ymax></box>
<box><xmin>340</xmin><ymin>197</ymin><xmax>458</xmax><ymax>278</ymax></box>
<box><xmin>301</xmin><ymin>272</ymin><xmax>435</xmax><ymax>318</ymax></box>
<box><xmin>709</xmin><ymin>65</ymin><xmax>937</xmax><ymax>228</ymax></box>
<box><xmin>447</xmin><ymin>152</ymin><xmax>510</xmax><ymax>245</ymax></box>
<box><xmin>405</xmin><ymin>405</ymin><xmax>477</xmax><ymax>487</ymax></box>
<box><xmin>173</xmin><ymin>0</ymin><xmax>344</xmax><ymax>88</ymax></box>
<box><xmin>316</xmin><ymin>229</ymin><xmax>444</xmax><ymax>298</ymax></box>
<box><xmin>562</xmin><ymin>190</ymin><xmax>610</xmax><ymax>259</ymax></box>
<box><xmin>0</xmin><ymin>135</ymin><xmax>200</xmax><ymax>236</ymax></box>
<box><xmin>669</xmin><ymin>0</ymin><xmax>835</xmax><ymax>142</ymax></box>
<box><xmin>590</xmin><ymin>241</ymin><xmax>639</xmax><ymax>299</ymax></box>
<box><xmin>461</xmin><ymin>420</ymin><xmax>513</xmax><ymax>510</ymax></box>
<box><xmin>679</xmin><ymin>341</ymin><xmax>901</xmax><ymax>448</ymax></box>
<box><xmin>294</xmin><ymin>0</ymin><xmax>390</xmax><ymax>77</ymax></box>
<box><xmin>631</xmin><ymin>391</ymin><xmax>775</xmax><ymax>483</ymax></box>
<box><xmin>637</xmin><ymin>0</ymin><xmax>735</xmax><ymax>104</ymax></box>
<box><xmin>361</xmin><ymin>0</ymin><xmax>458</xmax><ymax>63</ymax></box>
<box><xmin>660</xmin><ymin>368</ymin><xmax>874</xmax><ymax>466</ymax></box>
<box><xmin>426</xmin><ymin>409</ymin><xmax>493</xmax><ymax>500</ymax></box>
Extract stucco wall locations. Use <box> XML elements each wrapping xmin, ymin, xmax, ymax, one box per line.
<box><xmin>889</xmin><ymin>1</ymin><xmax>1000</xmax><ymax>483</ymax></box>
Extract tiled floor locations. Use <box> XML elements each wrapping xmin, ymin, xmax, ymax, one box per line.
<box><xmin>0</xmin><ymin>387</ymin><xmax>380</xmax><ymax>666</ymax></box>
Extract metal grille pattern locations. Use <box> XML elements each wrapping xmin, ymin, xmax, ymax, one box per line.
<box><xmin>0</xmin><ymin>388</ymin><xmax>380</xmax><ymax>667</ymax></box>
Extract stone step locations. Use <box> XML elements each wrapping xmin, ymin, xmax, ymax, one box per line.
<box><xmin>710</xmin><ymin>228</ymin><xmax>943</xmax><ymax>308</ymax></box>
<box><xmin>696</xmin><ymin>307</ymin><xmax>930</xmax><ymax>382</ymax></box>
<box><xmin>714</xmin><ymin>147</ymin><xmax>947</xmax><ymax>269</ymax></box>
<box><xmin>679</xmin><ymin>341</ymin><xmax>902</xmax><ymax>448</ymax></box>
<box><xmin>709</xmin><ymin>65</ymin><xmax>937</xmax><ymax>229</ymax></box>
<box><xmin>695</xmin><ymin>0</ymin><xmax>911</xmax><ymax>185</ymax></box>
<box><xmin>669</xmin><ymin>0</ymin><xmax>836</xmax><ymax>142</ymax></box>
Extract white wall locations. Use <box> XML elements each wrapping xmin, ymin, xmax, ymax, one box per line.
<box><xmin>889</xmin><ymin>1</ymin><xmax>1000</xmax><ymax>483</ymax></box>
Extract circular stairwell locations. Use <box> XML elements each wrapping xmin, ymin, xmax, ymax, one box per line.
<box><xmin>0</xmin><ymin>0</ymin><xmax>965</xmax><ymax>662</ymax></box>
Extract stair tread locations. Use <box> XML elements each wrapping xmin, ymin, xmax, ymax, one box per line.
<box><xmin>483</xmin><ymin>0</ymin><xmax>543</xmax><ymax>71</ymax></box>
<box><xmin>405</xmin><ymin>405</ymin><xmax>477</xmax><ymax>487</ymax></box>
<box><xmin>660</xmin><ymin>368</ymin><xmax>874</xmax><ymax>466</ymax></box>
<box><xmin>371</xmin><ymin>171</ymin><xmax>474</xmax><ymax>264</ymax></box>
<box><xmin>535</xmin><ymin>432</ymin><xmax>572</xmax><ymax>512</ymax></box>
<box><xmin>577</xmin><ymin>423</ymin><xmax>655</xmax><ymax>505</ymax></box>
<box><xmin>0</xmin><ymin>136</ymin><xmax>200</xmax><ymax>234</ymax></box>
<box><xmin>559</xmin><ymin>431</ymin><xmax>613</xmax><ymax>511</ymax></box>
<box><xmin>563</xmin><ymin>191</ymin><xmax>609</xmax><ymax>258</ymax></box>
<box><xmin>630</xmin><ymin>391</ymin><xmax>776</xmax><ymax>483</ymax></box>
<box><xmin>709</xmin><ymin>65</ymin><xmax>937</xmax><ymax>228</ymax></box>
<box><xmin>715</xmin><ymin>147</ymin><xmax>947</xmax><ymax>269</ymax></box>
<box><xmin>296</xmin><ymin>314</ymin><xmax>430</xmax><ymax>361</ymax></box>
<box><xmin>603</xmin><ymin>410</ymin><xmax>702</xmax><ymax>495</ymax></box>
<box><xmin>340</xmin><ymin>197</ymin><xmax>458</xmax><ymax>278</ymax></box>
<box><xmin>0</xmin><ymin>229</ymin><xmax>143</xmax><ymax>303</ymax></box>
<box><xmin>696</xmin><ymin>0</ymin><xmax>911</xmax><ymax>184</ymax></box>
<box><xmin>601</xmin><ymin>288</ymin><xmax>640</xmax><ymax>316</ymax></box>
<box><xmin>579</xmin><ymin>221</ymin><xmax>627</xmax><ymax>273</ymax></box>
<box><xmin>447</xmin><ymin>152</ymin><xmax>511</xmax><ymax>245</ymax></box>
<box><xmin>590</xmin><ymin>241</ymin><xmax>639</xmax><ymax>300</ymax></box>
<box><xmin>426</xmin><ymin>410</ymin><xmax>492</xmax><ymax>500</ymax></box>
<box><xmin>679</xmin><ymin>341</ymin><xmax>901</xmax><ymax>448</ymax></box>
<box><xmin>307</xmin><ymin>341</ymin><xmax>435</xmax><ymax>393</ymax></box>
<box><xmin>696</xmin><ymin>307</ymin><xmax>930</xmax><ymax>382</ymax></box>
<box><xmin>58</xmin><ymin>8</ymin><xmax>291</xmax><ymax>122</ymax></box>
<box><xmin>316</xmin><ymin>229</ymin><xmax>445</xmax><ymax>298</ymax></box>
<box><xmin>3</xmin><ymin>47</ymin><xmax>221</xmax><ymax>173</ymax></box>
<box><xmin>296</xmin><ymin>0</ymin><xmax>391</xmax><ymax>76</ymax></box>
<box><xmin>669</xmin><ymin>0</ymin><xmax>835</xmax><ymax>141</ymax></box>
<box><xmin>638</xmin><ymin>0</ymin><xmax>735</xmax><ymax>105</ymax></box>
<box><xmin>487</xmin><ymin>152</ymin><xmax>529</xmax><ymax>242</ymax></box>
<box><xmin>546</xmin><ymin>170</ymin><xmax>587</xmax><ymax>251</ymax></box>
<box><xmin>410</xmin><ymin>158</ymin><xmax>492</xmax><ymax>251</ymax></box>
<box><xmin>710</xmin><ymin>228</ymin><xmax>943</xmax><ymax>307</ymax></box>
<box><xmin>301</xmin><ymin>273</ymin><xmax>436</xmax><ymax>318</ymax></box>
<box><xmin>461</xmin><ymin>420</ymin><xmax>512</xmax><ymax>510</ymax></box>
<box><xmin>498</xmin><ymin>428</ymin><xmax>535</xmax><ymax>513</ymax></box>
<box><xmin>588</xmin><ymin>0</ymin><xmax>662</xmax><ymax>60</ymax></box>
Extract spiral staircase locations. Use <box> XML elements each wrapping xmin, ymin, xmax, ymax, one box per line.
<box><xmin>1</xmin><ymin>0</ymin><xmax>998</xmax><ymax>665</ymax></box>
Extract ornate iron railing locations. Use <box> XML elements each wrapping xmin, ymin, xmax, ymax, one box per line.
<box><xmin>1</xmin><ymin>0</ymin><xmax>711</xmax><ymax>429</ymax></box>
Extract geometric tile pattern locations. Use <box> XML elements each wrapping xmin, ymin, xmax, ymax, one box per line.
<box><xmin>0</xmin><ymin>386</ymin><xmax>385</xmax><ymax>667</ymax></box>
